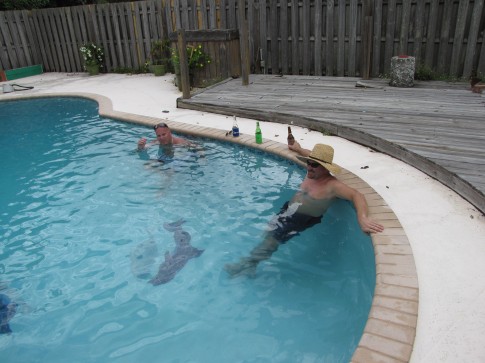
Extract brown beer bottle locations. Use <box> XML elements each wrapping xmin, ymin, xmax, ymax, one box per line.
<box><xmin>287</xmin><ymin>126</ymin><xmax>295</xmax><ymax>145</ymax></box>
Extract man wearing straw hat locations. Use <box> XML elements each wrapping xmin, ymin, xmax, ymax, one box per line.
<box><xmin>224</xmin><ymin>141</ymin><xmax>384</xmax><ymax>277</ymax></box>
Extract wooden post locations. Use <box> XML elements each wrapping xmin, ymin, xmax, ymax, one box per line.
<box><xmin>238</xmin><ymin>0</ymin><xmax>250</xmax><ymax>85</ymax></box>
<box><xmin>177</xmin><ymin>29</ymin><xmax>191</xmax><ymax>99</ymax></box>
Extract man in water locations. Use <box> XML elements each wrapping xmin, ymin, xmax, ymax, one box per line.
<box><xmin>137</xmin><ymin>122</ymin><xmax>191</xmax><ymax>151</ymax></box>
<box><xmin>136</xmin><ymin>122</ymin><xmax>193</xmax><ymax>162</ymax></box>
<box><xmin>224</xmin><ymin>141</ymin><xmax>384</xmax><ymax>277</ymax></box>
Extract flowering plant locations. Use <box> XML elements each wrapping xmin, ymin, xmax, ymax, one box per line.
<box><xmin>80</xmin><ymin>43</ymin><xmax>104</xmax><ymax>68</ymax></box>
<box><xmin>171</xmin><ymin>44</ymin><xmax>210</xmax><ymax>72</ymax></box>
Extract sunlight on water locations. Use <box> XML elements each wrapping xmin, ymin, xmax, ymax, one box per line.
<box><xmin>0</xmin><ymin>98</ymin><xmax>375</xmax><ymax>363</ymax></box>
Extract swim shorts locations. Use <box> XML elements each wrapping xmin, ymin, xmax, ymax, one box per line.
<box><xmin>268</xmin><ymin>201</ymin><xmax>322</xmax><ymax>243</ymax></box>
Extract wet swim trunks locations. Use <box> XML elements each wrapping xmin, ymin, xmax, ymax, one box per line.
<box><xmin>268</xmin><ymin>201</ymin><xmax>322</xmax><ymax>243</ymax></box>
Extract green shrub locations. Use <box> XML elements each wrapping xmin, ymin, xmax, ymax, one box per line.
<box><xmin>415</xmin><ymin>64</ymin><xmax>435</xmax><ymax>81</ymax></box>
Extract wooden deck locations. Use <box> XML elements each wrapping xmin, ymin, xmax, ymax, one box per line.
<box><xmin>178</xmin><ymin>75</ymin><xmax>485</xmax><ymax>214</ymax></box>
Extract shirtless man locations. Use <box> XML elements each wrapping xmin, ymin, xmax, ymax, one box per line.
<box><xmin>224</xmin><ymin>141</ymin><xmax>384</xmax><ymax>277</ymax></box>
<box><xmin>136</xmin><ymin>122</ymin><xmax>194</xmax><ymax>163</ymax></box>
<box><xmin>137</xmin><ymin>122</ymin><xmax>190</xmax><ymax>151</ymax></box>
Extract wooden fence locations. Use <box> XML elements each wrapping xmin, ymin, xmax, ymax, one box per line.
<box><xmin>1</xmin><ymin>0</ymin><xmax>484</xmax><ymax>79</ymax></box>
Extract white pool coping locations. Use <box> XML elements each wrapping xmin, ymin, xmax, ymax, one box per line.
<box><xmin>2</xmin><ymin>73</ymin><xmax>485</xmax><ymax>362</ymax></box>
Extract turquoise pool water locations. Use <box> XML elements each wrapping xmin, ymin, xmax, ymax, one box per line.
<box><xmin>0</xmin><ymin>98</ymin><xmax>375</xmax><ymax>363</ymax></box>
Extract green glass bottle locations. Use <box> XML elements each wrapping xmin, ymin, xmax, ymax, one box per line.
<box><xmin>255</xmin><ymin>121</ymin><xmax>263</xmax><ymax>144</ymax></box>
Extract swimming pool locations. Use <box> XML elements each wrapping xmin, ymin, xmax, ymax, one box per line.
<box><xmin>0</xmin><ymin>97</ymin><xmax>375</xmax><ymax>362</ymax></box>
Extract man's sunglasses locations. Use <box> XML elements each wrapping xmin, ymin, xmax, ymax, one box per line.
<box><xmin>306</xmin><ymin>160</ymin><xmax>320</xmax><ymax>168</ymax></box>
<box><xmin>153</xmin><ymin>123</ymin><xmax>168</xmax><ymax>130</ymax></box>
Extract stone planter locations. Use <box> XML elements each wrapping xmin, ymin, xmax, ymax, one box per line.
<box><xmin>389</xmin><ymin>56</ymin><xmax>415</xmax><ymax>87</ymax></box>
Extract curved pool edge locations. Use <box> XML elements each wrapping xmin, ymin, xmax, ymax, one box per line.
<box><xmin>1</xmin><ymin>92</ymin><xmax>418</xmax><ymax>362</ymax></box>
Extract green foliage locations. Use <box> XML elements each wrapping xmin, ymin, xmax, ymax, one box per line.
<box><xmin>112</xmin><ymin>66</ymin><xmax>149</xmax><ymax>74</ymax></box>
<box><xmin>0</xmin><ymin>0</ymin><xmax>51</xmax><ymax>10</ymax></box>
<box><xmin>80</xmin><ymin>42</ymin><xmax>104</xmax><ymax>68</ymax></box>
<box><xmin>171</xmin><ymin>44</ymin><xmax>211</xmax><ymax>73</ymax></box>
<box><xmin>414</xmin><ymin>64</ymin><xmax>435</xmax><ymax>81</ymax></box>
<box><xmin>150</xmin><ymin>39</ymin><xmax>171</xmax><ymax>66</ymax></box>
<box><xmin>0</xmin><ymin>0</ymin><xmax>146</xmax><ymax>10</ymax></box>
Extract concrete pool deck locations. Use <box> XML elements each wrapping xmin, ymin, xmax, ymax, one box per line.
<box><xmin>1</xmin><ymin>73</ymin><xmax>485</xmax><ymax>362</ymax></box>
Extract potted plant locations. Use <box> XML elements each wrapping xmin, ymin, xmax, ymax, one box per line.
<box><xmin>80</xmin><ymin>42</ymin><xmax>104</xmax><ymax>75</ymax></box>
<box><xmin>150</xmin><ymin>39</ymin><xmax>170</xmax><ymax>77</ymax></box>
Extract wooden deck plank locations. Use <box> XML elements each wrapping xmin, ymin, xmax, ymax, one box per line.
<box><xmin>179</xmin><ymin>75</ymin><xmax>485</xmax><ymax>213</ymax></box>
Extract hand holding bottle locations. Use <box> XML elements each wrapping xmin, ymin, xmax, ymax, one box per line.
<box><xmin>287</xmin><ymin>126</ymin><xmax>295</xmax><ymax>145</ymax></box>
<box><xmin>137</xmin><ymin>137</ymin><xmax>147</xmax><ymax>150</ymax></box>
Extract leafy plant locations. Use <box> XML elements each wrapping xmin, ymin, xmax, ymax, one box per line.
<box><xmin>80</xmin><ymin>42</ymin><xmax>104</xmax><ymax>68</ymax></box>
<box><xmin>414</xmin><ymin>64</ymin><xmax>435</xmax><ymax>81</ymax></box>
<box><xmin>150</xmin><ymin>39</ymin><xmax>171</xmax><ymax>66</ymax></box>
<box><xmin>171</xmin><ymin>44</ymin><xmax>211</xmax><ymax>73</ymax></box>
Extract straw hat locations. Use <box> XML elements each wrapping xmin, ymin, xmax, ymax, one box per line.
<box><xmin>296</xmin><ymin>144</ymin><xmax>341</xmax><ymax>174</ymax></box>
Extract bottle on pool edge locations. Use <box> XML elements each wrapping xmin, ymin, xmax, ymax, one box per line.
<box><xmin>287</xmin><ymin>126</ymin><xmax>295</xmax><ymax>145</ymax></box>
<box><xmin>255</xmin><ymin>122</ymin><xmax>263</xmax><ymax>144</ymax></box>
<box><xmin>232</xmin><ymin>115</ymin><xmax>239</xmax><ymax>137</ymax></box>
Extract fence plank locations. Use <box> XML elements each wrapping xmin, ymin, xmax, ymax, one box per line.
<box><xmin>463</xmin><ymin>0</ymin><xmax>484</xmax><ymax>77</ymax></box>
<box><xmin>181</xmin><ymin>0</ymin><xmax>191</xmax><ymax>28</ymax></box>
<box><xmin>55</xmin><ymin>9</ymin><xmax>69</xmax><ymax>71</ymax></box>
<box><xmin>140</xmin><ymin>1</ymin><xmax>152</xmax><ymax>61</ymax></box>
<box><xmin>208</xmin><ymin>0</ymin><xmax>217</xmax><ymax>28</ymax></box>
<box><xmin>66</xmin><ymin>7</ymin><xmax>82</xmax><ymax>71</ymax></box>
<box><xmin>13</xmin><ymin>11</ymin><xmax>31</xmax><ymax>66</ymax></box>
<box><xmin>220</xmin><ymin>0</ymin><xmax>227</xmax><ymax>28</ymax></box>
<box><xmin>449</xmin><ymin>0</ymin><xmax>469</xmax><ymax>77</ymax></box>
<box><xmin>189</xmin><ymin>0</ymin><xmax>198</xmax><ymax>29</ymax></box>
<box><xmin>302</xmin><ymin>0</ymin><xmax>311</xmax><ymax>74</ymax></box>
<box><xmin>228</xmin><ymin>0</ymin><xmax>237</xmax><ymax>29</ymax></box>
<box><xmin>424</xmin><ymin>0</ymin><xmax>439</xmax><ymax>68</ymax></box>
<box><xmin>58</xmin><ymin>8</ymin><xmax>75</xmax><ymax>72</ymax></box>
<box><xmin>23</xmin><ymin>10</ymin><xmax>42</xmax><ymax>65</ymax></box>
<box><xmin>250</xmin><ymin>0</ymin><xmax>261</xmax><ymax>72</ymax></box>
<box><xmin>280</xmin><ymin>0</ymin><xmax>288</xmax><ymax>74</ymax></box>
<box><xmin>398</xmin><ymin>0</ymin><xmax>411</xmax><ymax>55</ymax></box>
<box><xmin>291</xmin><ymin>0</ymin><xmax>298</xmax><ymax>74</ymax></box>
<box><xmin>45</xmin><ymin>9</ymin><xmax>61</xmax><ymax>71</ymax></box>
<box><xmin>199</xmin><ymin>0</ymin><xmax>208</xmax><ymax>29</ymax></box>
<box><xmin>322</xmin><ymin>0</ymin><xmax>335</xmax><ymax>76</ymax></box>
<box><xmin>383</xmin><ymin>0</ymin><xmax>397</xmax><ymax>74</ymax></box>
<box><xmin>0</xmin><ymin>11</ymin><xmax>16</xmax><ymax>69</ymax></box>
<box><xmin>314</xmin><ymin>0</ymin><xmax>322</xmax><ymax>76</ymax></box>
<box><xmin>437</xmin><ymin>0</ymin><xmax>453</xmax><ymax>74</ymax></box>
<box><xmin>260</xmin><ymin>0</ymin><xmax>268</xmax><ymax>73</ymax></box>
<box><xmin>371</xmin><ymin>0</ymin><xmax>383</xmax><ymax>76</ymax></box>
<box><xmin>133</xmin><ymin>1</ymin><xmax>147</xmax><ymax>66</ymax></box>
<box><xmin>6</xmin><ymin>11</ymin><xmax>26</xmax><ymax>67</ymax></box>
<box><xmin>101</xmin><ymin>4</ymin><xmax>117</xmax><ymax>70</ymax></box>
<box><xmin>111</xmin><ymin>4</ymin><xmax>124</xmax><ymax>68</ymax></box>
<box><xmin>413</xmin><ymin>0</ymin><xmax>425</xmax><ymax>65</ymax></box>
<box><xmin>337</xmin><ymin>0</ymin><xmax>346</xmax><ymax>76</ymax></box>
<box><xmin>38</xmin><ymin>9</ymin><xmax>55</xmax><ymax>70</ymax></box>
<box><xmin>325</xmin><ymin>0</ymin><xmax>335</xmax><ymax>76</ymax></box>
<box><xmin>348</xmin><ymin>0</ymin><xmax>357</xmax><ymax>76</ymax></box>
<box><xmin>478</xmin><ymin>34</ymin><xmax>485</xmax><ymax>74</ymax></box>
<box><xmin>270</xmin><ymin>0</ymin><xmax>278</xmax><ymax>73</ymax></box>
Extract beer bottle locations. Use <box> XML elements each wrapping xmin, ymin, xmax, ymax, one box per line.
<box><xmin>255</xmin><ymin>122</ymin><xmax>263</xmax><ymax>144</ymax></box>
<box><xmin>232</xmin><ymin>115</ymin><xmax>239</xmax><ymax>137</ymax></box>
<box><xmin>287</xmin><ymin>126</ymin><xmax>295</xmax><ymax>145</ymax></box>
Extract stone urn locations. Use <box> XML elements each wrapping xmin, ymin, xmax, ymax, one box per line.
<box><xmin>389</xmin><ymin>55</ymin><xmax>415</xmax><ymax>87</ymax></box>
